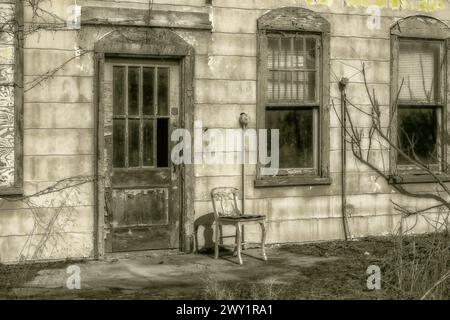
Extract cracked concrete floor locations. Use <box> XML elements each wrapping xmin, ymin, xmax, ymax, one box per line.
<box><xmin>6</xmin><ymin>247</ymin><xmax>337</xmax><ymax>299</ymax></box>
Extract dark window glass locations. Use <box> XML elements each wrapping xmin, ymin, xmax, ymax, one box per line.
<box><xmin>128</xmin><ymin>120</ymin><xmax>140</xmax><ymax>167</ymax></box>
<box><xmin>143</xmin><ymin>67</ymin><xmax>155</xmax><ymax>115</ymax></box>
<box><xmin>156</xmin><ymin>118</ymin><xmax>169</xmax><ymax>167</ymax></box>
<box><xmin>113</xmin><ymin>66</ymin><xmax>125</xmax><ymax>115</ymax></box>
<box><xmin>143</xmin><ymin>120</ymin><xmax>154</xmax><ymax>166</ymax></box>
<box><xmin>266</xmin><ymin>109</ymin><xmax>315</xmax><ymax>169</ymax></box>
<box><xmin>113</xmin><ymin>119</ymin><xmax>125</xmax><ymax>168</ymax></box>
<box><xmin>158</xmin><ymin>68</ymin><xmax>169</xmax><ymax>116</ymax></box>
<box><xmin>398</xmin><ymin>107</ymin><xmax>438</xmax><ymax>165</ymax></box>
<box><xmin>128</xmin><ymin>67</ymin><xmax>140</xmax><ymax>116</ymax></box>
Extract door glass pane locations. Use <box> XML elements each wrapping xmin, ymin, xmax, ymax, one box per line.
<box><xmin>128</xmin><ymin>120</ymin><xmax>140</xmax><ymax>167</ymax></box>
<box><xmin>158</xmin><ymin>68</ymin><xmax>169</xmax><ymax>116</ymax></box>
<box><xmin>128</xmin><ymin>67</ymin><xmax>140</xmax><ymax>116</ymax></box>
<box><xmin>143</xmin><ymin>67</ymin><xmax>155</xmax><ymax>115</ymax></box>
<box><xmin>156</xmin><ymin>118</ymin><xmax>169</xmax><ymax>167</ymax></box>
<box><xmin>398</xmin><ymin>41</ymin><xmax>440</xmax><ymax>103</ymax></box>
<box><xmin>113</xmin><ymin>119</ymin><xmax>125</xmax><ymax>168</ymax></box>
<box><xmin>266</xmin><ymin>109</ymin><xmax>314</xmax><ymax>169</ymax></box>
<box><xmin>113</xmin><ymin>66</ymin><xmax>125</xmax><ymax>115</ymax></box>
<box><xmin>143</xmin><ymin>120</ymin><xmax>154</xmax><ymax>166</ymax></box>
<box><xmin>398</xmin><ymin>107</ymin><xmax>438</xmax><ymax>165</ymax></box>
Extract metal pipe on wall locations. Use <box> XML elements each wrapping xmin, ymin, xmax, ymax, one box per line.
<box><xmin>239</xmin><ymin>113</ymin><xmax>249</xmax><ymax>245</ymax></box>
<box><xmin>339</xmin><ymin>78</ymin><xmax>351</xmax><ymax>241</ymax></box>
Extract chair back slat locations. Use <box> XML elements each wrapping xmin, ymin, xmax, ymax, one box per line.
<box><xmin>211</xmin><ymin>187</ymin><xmax>241</xmax><ymax>218</ymax></box>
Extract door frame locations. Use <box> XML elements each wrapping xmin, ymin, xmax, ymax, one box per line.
<box><xmin>93</xmin><ymin>28</ymin><xmax>195</xmax><ymax>258</ymax></box>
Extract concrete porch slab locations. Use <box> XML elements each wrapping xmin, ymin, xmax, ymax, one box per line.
<box><xmin>8</xmin><ymin>247</ymin><xmax>337</xmax><ymax>299</ymax></box>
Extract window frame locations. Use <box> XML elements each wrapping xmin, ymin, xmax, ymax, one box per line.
<box><xmin>0</xmin><ymin>0</ymin><xmax>23</xmax><ymax>195</ymax></box>
<box><xmin>255</xmin><ymin>7</ymin><xmax>331</xmax><ymax>187</ymax></box>
<box><xmin>390</xmin><ymin>16</ymin><xmax>450</xmax><ymax>183</ymax></box>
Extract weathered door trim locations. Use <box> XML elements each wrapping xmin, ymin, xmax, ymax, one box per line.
<box><xmin>93</xmin><ymin>28</ymin><xmax>195</xmax><ymax>258</ymax></box>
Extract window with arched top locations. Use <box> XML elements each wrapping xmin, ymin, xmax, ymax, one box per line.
<box><xmin>390</xmin><ymin>16</ymin><xmax>450</xmax><ymax>182</ymax></box>
<box><xmin>255</xmin><ymin>7</ymin><xmax>331</xmax><ymax>187</ymax></box>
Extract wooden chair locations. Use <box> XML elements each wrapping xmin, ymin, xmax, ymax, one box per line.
<box><xmin>210</xmin><ymin>187</ymin><xmax>267</xmax><ymax>265</ymax></box>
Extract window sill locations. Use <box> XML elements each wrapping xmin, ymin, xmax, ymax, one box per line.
<box><xmin>389</xmin><ymin>174</ymin><xmax>450</xmax><ymax>184</ymax></box>
<box><xmin>254</xmin><ymin>176</ymin><xmax>332</xmax><ymax>188</ymax></box>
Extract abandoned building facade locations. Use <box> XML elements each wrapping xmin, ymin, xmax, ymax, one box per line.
<box><xmin>0</xmin><ymin>0</ymin><xmax>449</xmax><ymax>263</ymax></box>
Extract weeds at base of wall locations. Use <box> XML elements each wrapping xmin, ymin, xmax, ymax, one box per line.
<box><xmin>201</xmin><ymin>233</ymin><xmax>449</xmax><ymax>300</ymax></box>
<box><xmin>381</xmin><ymin>219</ymin><xmax>450</xmax><ymax>300</ymax></box>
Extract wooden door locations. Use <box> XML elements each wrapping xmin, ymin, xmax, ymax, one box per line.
<box><xmin>103</xmin><ymin>58</ymin><xmax>180</xmax><ymax>252</ymax></box>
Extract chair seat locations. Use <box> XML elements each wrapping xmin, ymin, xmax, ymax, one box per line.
<box><xmin>218</xmin><ymin>214</ymin><xmax>265</xmax><ymax>221</ymax></box>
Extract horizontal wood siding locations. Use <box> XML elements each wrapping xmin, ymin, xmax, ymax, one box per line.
<box><xmin>2</xmin><ymin>0</ymin><xmax>450</xmax><ymax>261</ymax></box>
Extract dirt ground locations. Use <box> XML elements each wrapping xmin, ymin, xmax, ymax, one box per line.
<box><xmin>0</xmin><ymin>236</ymin><xmax>447</xmax><ymax>300</ymax></box>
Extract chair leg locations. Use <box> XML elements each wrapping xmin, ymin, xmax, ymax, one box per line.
<box><xmin>233</xmin><ymin>226</ymin><xmax>238</xmax><ymax>257</ymax></box>
<box><xmin>214</xmin><ymin>222</ymin><xmax>219</xmax><ymax>259</ymax></box>
<box><xmin>259</xmin><ymin>222</ymin><xmax>267</xmax><ymax>261</ymax></box>
<box><xmin>241</xmin><ymin>225</ymin><xmax>246</xmax><ymax>251</ymax></box>
<box><xmin>236</xmin><ymin>223</ymin><xmax>243</xmax><ymax>265</ymax></box>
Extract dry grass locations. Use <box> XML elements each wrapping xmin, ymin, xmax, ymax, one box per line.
<box><xmin>202</xmin><ymin>234</ymin><xmax>449</xmax><ymax>300</ymax></box>
<box><xmin>382</xmin><ymin>231</ymin><xmax>449</xmax><ymax>300</ymax></box>
<box><xmin>202</xmin><ymin>274</ymin><xmax>286</xmax><ymax>300</ymax></box>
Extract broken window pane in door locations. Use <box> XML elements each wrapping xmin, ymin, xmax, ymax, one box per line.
<box><xmin>157</xmin><ymin>118</ymin><xmax>169</xmax><ymax>168</ymax></box>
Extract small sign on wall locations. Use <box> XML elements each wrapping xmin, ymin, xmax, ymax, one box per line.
<box><xmin>66</xmin><ymin>4</ymin><xmax>81</xmax><ymax>30</ymax></box>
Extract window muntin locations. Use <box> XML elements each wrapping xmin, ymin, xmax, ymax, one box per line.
<box><xmin>264</xmin><ymin>33</ymin><xmax>320</xmax><ymax>174</ymax></box>
<box><xmin>396</xmin><ymin>39</ymin><xmax>444</xmax><ymax>169</ymax></box>
<box><xmin>112</xmin><ymin>64</ymin><xmax>170</xmax><ymax>169</ymax></box>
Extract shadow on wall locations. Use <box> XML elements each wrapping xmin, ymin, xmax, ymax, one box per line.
<box><xmin>194</xmin><ymin>213</ymin><xmax>215</xmax><ymax>252</ymax></box>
